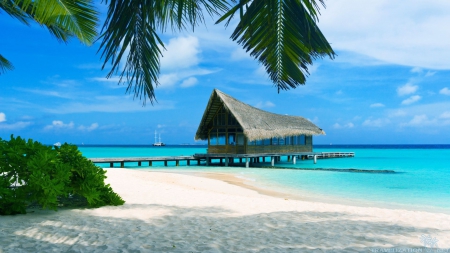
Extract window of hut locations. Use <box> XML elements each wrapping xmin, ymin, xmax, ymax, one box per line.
<box><xmin>285</xmin><ymin>136</ymin><xmax>292</xmax><ymax>145</ymax></box>
<box><xmin>209</xmin><ymin>130</ymin><xmax>218</xmax><ymax>145</ymax></box>
<box><xmin>228</xmin><ymin>133</ymin><xmax>236</xmax><ymax>145</ymax></box>
<box><xmin>298</xmin><ymin>135</ymin><xmax>306</xmax><ymax>145</ymax></box>
<box><xmin>218</xmin><ymin>133</ymin><xmax>226</xmax><ymax>145</ymax></box>
<box><xmin>272</xmin><ymin>137</ymin><xmax>279</xmax><ymax>145</ymax></box>
<box><xmin>237</xmin><ymin>134</ymin><xmax>245</xmax><ymax>145</ymax></box>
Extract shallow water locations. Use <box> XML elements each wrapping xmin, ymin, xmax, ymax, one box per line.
<box><xmin>79</xmin><ymin>145</ymin><xmax>450</xmax><ymax>213</ymax></box>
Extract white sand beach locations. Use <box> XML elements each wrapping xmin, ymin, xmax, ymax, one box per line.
<box><xmin>1</xmin><ymin>168</ymin><xmax>449</xmax><ymax>252</ymax></box>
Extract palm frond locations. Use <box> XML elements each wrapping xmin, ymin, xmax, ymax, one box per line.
<box><xmin>218</xmin><ymin>0</ymin><xmax>335</xmax><ymax>92</ymax></box>
<box><xmin>0</xmin><ymin>54</ymin><xmax>14</xmax><ymax>75</ymax></box>
<box><xmin>98</xmin><ymin>0</ymin><xmax>230</xmax><ymax>104</ymax></box>
<box><xmin>0</xmin><ymin>0</ymin><xmax>30</xmax><ymax>24</ymax></box>
<box><xmin>159</xmin><ymin>0</ymin><xmax>229</xmax><ymax>31</ymax></box>
<box><xmin>98</xmin><ymin>0</ymin><xmax>164</xmax><ymax>105</ymax></box>
<box><xmin>14</xmin><ymin>0</ymin><xmax>98</xmax><ymax>45</ymax></box>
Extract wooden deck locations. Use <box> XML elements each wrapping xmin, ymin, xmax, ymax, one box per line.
<box><xmin>90</xmin><ymin>156</ymin><xmax>201</xmax><ymax>168</ymax></box>
<box><xmin>90</xmin><ymin>152</ymin><xmax>354</xmax><ymax>168</ymax></box>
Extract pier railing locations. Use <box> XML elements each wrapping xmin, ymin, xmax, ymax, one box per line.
<box><xmin>90</xmin><ymin>152</ymin><xmax>354</xmax><ymax>168</ymax></box>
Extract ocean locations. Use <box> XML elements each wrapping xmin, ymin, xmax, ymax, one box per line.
<box><xmin>79</xmin><ymin>145</ymin><xmax>450</xmax><ymax>214</ymax></box>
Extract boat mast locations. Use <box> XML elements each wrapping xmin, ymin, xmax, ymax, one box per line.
<box><xmin>154</xmin><ymin>130</ymin><xmax>157</xmax><ymax>144</ymax></box>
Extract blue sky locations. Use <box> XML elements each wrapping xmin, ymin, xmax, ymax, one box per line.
<box><xmin>1</xmin><ymin>0</ymin><xmax>450</xmax><ymax>145</ymax></box>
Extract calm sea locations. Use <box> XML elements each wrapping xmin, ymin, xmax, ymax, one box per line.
<box><xmin>78</xmin><ymin>145</ymin><xmax>450</xmax><ymax>213</ymax></box>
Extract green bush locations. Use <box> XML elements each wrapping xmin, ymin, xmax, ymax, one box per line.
<box><xmin>0</xmin><ymin>135</ymin><xmax>124</xmax><ymax>215</ymax></box>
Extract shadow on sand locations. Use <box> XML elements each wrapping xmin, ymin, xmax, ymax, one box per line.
<box><xmin>1</xmin><ymin>203</ymin><xmax>447</xmax><ymax>252</ymax></box>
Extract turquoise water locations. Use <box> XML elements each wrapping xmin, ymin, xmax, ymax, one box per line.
<box><xmin>79</xmin><ymin>145</ymin><xmax>450</xmax><ymax>213</ymax></box>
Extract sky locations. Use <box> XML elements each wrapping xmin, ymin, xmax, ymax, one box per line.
<box><xmin>1</xmin><ymin>0</ymin><xmax>450</xmax><ymax>145</ymax></box>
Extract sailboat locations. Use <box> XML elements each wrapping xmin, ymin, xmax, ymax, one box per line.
<box><xmin>153</xmin><ymin>130</ymin><xmax>166</xmax><ymax>146</ymax></box>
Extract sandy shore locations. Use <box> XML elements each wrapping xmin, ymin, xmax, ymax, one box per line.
<box><xmin>1</xmin><ymin>168</ymin><xmax>449</xmax><ymax>252</ymax></box>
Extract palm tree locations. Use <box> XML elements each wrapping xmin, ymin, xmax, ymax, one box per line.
<box><xmin>100</xmin><ymin>0</ymin><xmax>335</xmax><ymax>104</ymax></box>
<box><xmin>0</xmin><ymin>0</ymin><xmax>98</xmax><ymax>73</ymax></box>
<box><xmin>2</xmin><ymin>0</ymin><xmax>334</xmax><ymax>104</ymax></box>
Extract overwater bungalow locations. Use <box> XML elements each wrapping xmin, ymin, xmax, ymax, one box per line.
<box><xmin>195</xmin><ymin>89</ymin><xmax>325</xmax><ymax>154</ymax></box>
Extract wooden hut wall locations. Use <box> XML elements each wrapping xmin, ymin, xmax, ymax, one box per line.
<box><xmin>246</xmin><ymin>136</ymin><xmax>312</xmax><ymax>154</ymax></box>
<box><xmin>207</xmin><ymin>106</ymin><xmax>244</xmax><ymax>154</ymax></box>
<box><xmin>208</xmin><ymin>135</ymin><xmax>313</xmax><ymax>154</ymax></box>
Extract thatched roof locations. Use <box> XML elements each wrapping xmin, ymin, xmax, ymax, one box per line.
<box><xmin>195</xmin><ymin>89</ymin><xmax>325</xmax><ymax>141</ymax></box>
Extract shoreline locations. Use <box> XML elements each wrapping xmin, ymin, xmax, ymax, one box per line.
<box><xmin>144</xmin><ymin>167</ymin><xmax>450</xmax><ymax>215</ymax></box>
<box><xmin>1</xmin><ymin>168</ymin><xmax>450</xmax><ymax>252</ymax></box>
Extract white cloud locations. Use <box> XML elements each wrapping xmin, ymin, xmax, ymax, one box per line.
<box><xmin>400</xmin><ymin>112</ymin><xmax>450</xmax><ymax>127</ymax></box>
<box><xmin>0</xmin><ymin>112</ymin><xmax>5</xmax><ymax>122</ymax></box>
<box><xmin>388</xmin><ymin>109</ymin><xmax>407</xmax><ymax>118</ymax></box>
<box><xmin>0</xmin><ymin>121</ymin><xmax>32</xmax><ymax>130</ymax></box>
<box><xmin>370</xmin><ymin>103</ymin><xmax>385</xmax><ymax>108</ymax></box>
<box><xmin>180</xmin><ymin>77</ymin><xmax>198</xmax><ymax>88</ymax></box>
<box><xmin>401</xmin><ymin>95</ymin><xmax>421</xmax><ymax>105</ymax></box>
<box><xmin>158</xmin><ymin>73</ymin><xmax>179</xmax><ymax>89</ymax></box>
<box><xmin>333</xmin><ymin>122</ymin><xmax>354</xmax><ymax>129</ymax></box>
<box><xmin>90</xmin><ymin>76</ymin><xmax>128</xmax><ymax>90</ymax></box>
<box><xmin>439</xmin><ymin>87</ymin><xmax>450</xmax><ymax>95</ymax></box>
<box><xmin>160</xmin><ymin>36</ymin><xmax>200</xmax><ymax>71</ymax></box>
<box><xmin>254</xmin><ymin>65</ymin><xmax>269</xmax><ymax>80</ymax></box>
<box><xmin>362</xmin><ymin>118</ymin><xmax>390</xmax><ymax>127</ymax></box>
<box><xmin>440</xmin><ymin>112</ymin><xmax>450</xmax><ymax>119</ymax></box>
<box><xmin>254</xmin><ymin>101</ymin><xmax>275</xmax><ymax>109</ymax></box>
<box><xmin>231</xmin><ymin>48</ymin><xmax>252</xmax><ymax>61</ymax></box>
<box><xmin>409</xmin><ymin>115</ymin><xmax>429</xmax><ymax>125</ymax></box>
<box><xmin>44</xmin><ymin>120</ymin><xmax>74</xmax><ymax>130</ymax></box>
<box><xmin>410</xmin><ymin>67</ymin><xmax>423</xmax><ymax>73</ymax></box>
<box><xmin>387</xmin><ymin>102</ymin><xmax>450</xmax><ymax>120</ymax></box>
<box><xmin>91</xmin><ymin>76</ymin><xmax>122</xmax><ymax>83</ymax></box>
<box><xmin>78</xmin><ymin>123</ymin><xmax>99</xmax><ymax>132</ymax></box>
<box><xmin>402</xmin><ymin>114</ymin><xmax>438</xmax><ymax>127</ymax></box>
<box><xmin>44</xmin><ymin>96</ymin><xmax>176</xmax><ymax>114</ymax></box>
<box><xmin>157</xmin><ymin>69</ymin><xmax>217</xmax><ymax>89</ymax></box>
<box><xmin>15</xmin><ymin>88</ymin><xmax>73</xmax><ymax>99</ymax></box>
<box><xmin>425</xmin><ymin>71</ymin><xmax>436</xmax><ymax>77</ymax></box>
<box><xmin>397</xmin><ymin>83</ymin><xmax>418</xmax><ymax>96</ymax></box>
<box><xmin>319</xmin><ymin>0</ymin><xmax>450</xmax><ymax>70</ymax></box>
<box><xmin>309</xmin><ymin>116</ymin><xmax>320</xmax><ymax>124</ymax></box>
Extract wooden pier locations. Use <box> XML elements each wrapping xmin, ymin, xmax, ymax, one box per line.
<box><xmin>90</xmin><ymin>152</ymin><xmax>354</xmax><ymax>168</ymax></box>
<box><xmin>90</xmin><ymin>156</ymin><xmax>201</xmax><ymax>168</ymax></box>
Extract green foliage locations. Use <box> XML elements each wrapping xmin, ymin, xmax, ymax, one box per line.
<box><xmin>2</xmin><ymin>0</ymin><xmax>335</xmax><ymax>104</ymax></box>
<box><xmin>98</xmin><ymin>0</ymin><xmax>334</xmax><ymax>104</ymax></box>
<box><xmin>0</xmin><ymin>135</ymin><xmax>124</xmax><ymax>215</ymax></box>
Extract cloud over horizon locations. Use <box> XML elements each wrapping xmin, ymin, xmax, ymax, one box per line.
<box><xmin>319</xmin><ymin>0</ymin><xmax>450</xmax><ymax>70</ymax></box>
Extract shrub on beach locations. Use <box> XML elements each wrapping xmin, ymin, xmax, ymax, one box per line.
<box><xmin>0</xmin><ymin>135</ymin><xmax>124</xmax><ymax>215</ymax></box>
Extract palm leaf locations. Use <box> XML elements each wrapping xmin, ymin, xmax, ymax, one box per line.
<box><xmin>98</xmin><ymin>0</ymin><xmax>164</xmax><ymax>104</ymax></box>
<box><xmin>98</xmin><ymin>0</ymin><xmax>229</xmax><ymax>104</ymax></box>
<box><xmin>217</xmin><ymin>0</ymin><xmax>335</xmax><ymax>92</ymax></box>
<box><xmin>0</xmin><ymin>0</ymin><xmax>30</xmax><ymax>24</ymax></box>
<box><xmin>0</xmin><ymin>54</ymin><xmax>14</xmax><ymax>75</ymax></box>
<box><xmin>14</xmin><ymin>0</ymin><xmax>98</xmax><ymax>45</ymax></box>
